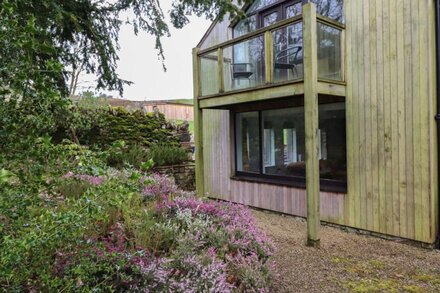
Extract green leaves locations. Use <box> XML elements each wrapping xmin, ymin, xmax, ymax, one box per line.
<box><xmin>0</xmin><ymin>169</ymin><xmax>15</xmax><ymax>185</ymax></box>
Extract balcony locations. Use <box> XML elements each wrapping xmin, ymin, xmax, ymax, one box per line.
<box><xmin>194</xmin><ymin>12</ymin><xmax>346</xmax><ymax>109</ymax></box>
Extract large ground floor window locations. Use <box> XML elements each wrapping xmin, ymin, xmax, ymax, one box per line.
<box><xmin>234</xmin><ymin>96</ymin><xmax>347</xmax><ymax>192</ymax></box>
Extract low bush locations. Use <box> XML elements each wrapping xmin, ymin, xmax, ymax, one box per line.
<box><xmin>0</xmin><ymin>140</ymin><xmax>275</xmax><ymax>292</ymax></box>
<box><xmin>147</xmin><ymin>144</ymin><xmax>190</xmax><ymax>166</ymax></box>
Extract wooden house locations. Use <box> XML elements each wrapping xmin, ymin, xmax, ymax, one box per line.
<box><xmin>143</xmin><ymin>101</ymin><xmax>194</xmax><ymax>121</ymax></box>
<box><xmin>192</xmin><ymin>0</ymin><xmax>440</xmax><ymax>246</ymax></box>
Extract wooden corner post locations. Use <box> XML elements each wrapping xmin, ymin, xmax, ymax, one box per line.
<box><xmin>192</xmin><ymin>47</ymin><xmax>205</xmax><ymax>197</ymax></box>
<box><xmin>303</xmin><ymin>3</ymin><xmax>320</xmax><ymax>247</ymax></box>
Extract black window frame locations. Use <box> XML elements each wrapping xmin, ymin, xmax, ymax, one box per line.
<box><xmin>231</xmin><ymin>96</ymin><xmax>347</xmax><ymax>193</ymax></box>
<box><xmin>232</xmin><ymin>0</ymin><xmax>302</xmax><ymax>38</ymax></box>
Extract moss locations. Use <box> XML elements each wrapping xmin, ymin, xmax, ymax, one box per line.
<box><xmin>402</xmin><ymin>285</ymin><xmax>425</xmax><ymax>293</ymax></box>
<box><xmin>344</xmin><ymin>279</ymin><xmax>399</xmax><ymax>293</ymax></box>
<box><xmin>412</xmin><ymin>274</ymin><xmax>440</xmax><ymax>285</ymax></box>
<box><xmin>331</xmin><ymin>256</ymin><xmax>352</xmax><ymax>264</ymax></box>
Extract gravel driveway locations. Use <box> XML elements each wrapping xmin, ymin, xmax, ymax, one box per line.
<box><xmin>252</xmin><ymin>210</ymin><xmax>440</xmax><ymax>292</ymax></box>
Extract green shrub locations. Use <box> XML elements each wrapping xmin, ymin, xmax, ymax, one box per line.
<box><xmin>54</xmin><ymin>106</ymin><xmax>180</xmax><ymax>147</ymax></box>
<box><xmin>147</xmin><ymin>144</ymin><xmax>190</xmax><ymax>166</ymax></box>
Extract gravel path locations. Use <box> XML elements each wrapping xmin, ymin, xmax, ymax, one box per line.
<box><xmin>252</xmin><ymin>209</ymin><xmax>440</xmax><ymax>292</ymax></box>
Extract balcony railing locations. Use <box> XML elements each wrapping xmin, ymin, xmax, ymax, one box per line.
<box><xmin>197</xmin><ymin>14</ymin><xmax>345</xmax><ymax>98</ymax></box>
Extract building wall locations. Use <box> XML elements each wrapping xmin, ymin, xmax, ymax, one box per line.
<box><xmin>144</xmin><ymin>104</ymin><xmax>194</xmax><ymax>121</ymax></box>
<box><xmin>200</xmin><ymin>0</ymin><xmax>438</xmax><ymax>244</ymax></box>
<box><xmin>344</xmin><ymin>0</ymin><xmax>437</xmax><ymax>243</ymax></box>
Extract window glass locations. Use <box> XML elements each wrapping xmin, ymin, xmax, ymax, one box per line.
<box><xmin>310</xmin><ymin>0</ymin><xmax>344</xmax><ymax>22</ymax></box>
<box><xmin>247</xmin><ymin>0</ymin><xmax>279</xmax><ymax>14</ymax></box>
<box><xmin>236</xmin><ymin>112</ymin><xmax>261</xmax><ymax>173</ymax></box>
<box><xmin>318</xmin><ymin>102</ymin><xmax>346</xmax><ymax>181</ymax></box>
<box><xmin>234</xmin><ymin>15</ymin><xmax>257</xmax><ymax>37</ymax></box>
<box><xmin>263</xmin><ymin>11</ymin><xmax>279</xmax><ymax>27</ymax></box>
<box><xmin>261</xmin><ymin>107</ymin><xmax>305</xmax><ymax>176</ymax></box>
<box><xmin>286</xmin><ymin>3</ymin><xmax>302</xmax><ymax>18</ymax></box>
<box><xmin>234</xmin><ymin>100</ymin><xmax>347</xmax><ymax>188</ymax></box>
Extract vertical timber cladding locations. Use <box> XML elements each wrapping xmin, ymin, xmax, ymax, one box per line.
<box><xmin>345</xmin><ymin>0</ymin><xmax>438</xmax><ymax>243</ymax></box>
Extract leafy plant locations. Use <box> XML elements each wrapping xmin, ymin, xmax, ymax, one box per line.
<box><xmin>147</xmin><ymin>144</ymin><xmax>190</xmax><ymax>166</ymax></box>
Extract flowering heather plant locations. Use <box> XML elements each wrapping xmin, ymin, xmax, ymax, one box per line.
<box><xmin>142</xmin><ymin>173</ymin><xmax>178</xmax><ymax>199</ymax></box>
<box><xmin>62</xmin><ymin>171</ymin><xmax>105</xmax><ymax>185</ymax></box>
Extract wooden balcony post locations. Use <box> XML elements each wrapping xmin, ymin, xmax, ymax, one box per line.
<box><xmin>193</xmin><ymin>47</ymin><xmax>205</xmax><ymax>196</ymax></box>
<box><xmin>264</xmin><ymin>31</ymin><xmax>273</xmax><ymax>84</ymax></box>
<box><xmin>218</xmin><ymin>48</ymin><xmax>224</xmax><ymax>93</ymax></box>
<box><xmin>303</xmin><ymin>3</ymin><xmax>320</xmax><ymax>247</ymax></box>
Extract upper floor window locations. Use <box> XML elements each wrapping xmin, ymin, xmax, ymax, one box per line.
<box><xmin>233</xmin><ymin>0</ymin><xmax>343</xmax><ymax>37</ymax></box>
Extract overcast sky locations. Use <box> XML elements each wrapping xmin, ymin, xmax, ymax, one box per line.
<box><xmin>80</xmin><ymin>1</ymin><xmax>211</xmax><ymax>101</ymax></box>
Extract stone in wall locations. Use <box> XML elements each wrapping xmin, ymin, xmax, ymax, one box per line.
<box><xmin>153</xmin><ymin>162</ymin><xmax>195</xmax><ymax>191</ymax></box>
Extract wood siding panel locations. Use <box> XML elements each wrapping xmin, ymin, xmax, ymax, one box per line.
<box><xmin>345</xmin><ymin>0</ymin><xmax>437</xmax><ymax>243</ymax></box>
<box><xmin>144</xmin><ymin>104</ymin><xmax>194</xmax><ymax>121</ymax></box>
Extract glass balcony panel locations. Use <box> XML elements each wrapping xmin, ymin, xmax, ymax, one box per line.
<box><xmin>317</xmin><ymin>23</ymin><xmax>342</xmax><ymax>81</ymax></box>
<box><xmin>200</xmin><ymin>50</ymin><xmax>219</xmax><ymax>96</ymax></box>
<box><xmin>272</xmin><ymin>22</ymin><xmax>304</xmax><ymax>83</ymax></box>
<box><xmin>223</xmin><ymin>35</ymin><xmax>265</xmax><ymax>92</ymax></box>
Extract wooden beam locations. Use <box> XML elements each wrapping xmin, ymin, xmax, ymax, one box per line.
<box><xmin>218</xmin><ymin>48</ymin><xmax>224</xmax><ymax>93</ymax></box>
<box><xmin>317</xmin><ymin>81</ymin><xmax>346</xmax><ymax>96</ymax></box>
<box><xmin>193</xmin><ymin>47</ymin><xmax>205</xmax><ymax>196</ymax></box>
<box><xmin>303</xmin><ymin>3</ymin><xmax>320</xmax><ymax>247</ymax></box>
<box><xmin>199</xmin><ymin>81</ymin><xmax>304</xmax><ymax>109</ymax></box>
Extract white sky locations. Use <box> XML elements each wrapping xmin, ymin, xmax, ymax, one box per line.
<box><xmin>80</xmin><ymin>1</ymin><xmax>211</xmax><ymax>101</ymax></box>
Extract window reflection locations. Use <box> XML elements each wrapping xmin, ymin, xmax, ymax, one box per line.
<box><xmin>318</xmin><ymin>102</ymin><xmax>346</xmax><ymax>181</ymax></box>
<box><xmin>262</xmin><ymin>107</ymin><xmax>306</xmax><ymax>176</ymax></box>
<box><xmin>234</xmin><ymin>100</ymin><xmax>347</xmax><ymax>186</ymax></box>
<box><xmin>286</xmin><ymin>3</ymin><xmax>302</xmax><ymax>18</ymax></box>
<box><xmin>236</xmin><ymin>112</ymin><xmax>261</xmax><ymax>173</ymax></box>
<box><xmin>310</xmin><ymin>0</ymin><xmax>344</xmax><ymax>22</ymax></box>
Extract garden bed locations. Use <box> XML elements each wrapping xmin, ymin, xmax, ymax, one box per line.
<box><xmin>0</xmin><ymin>141</ymin><xmax>275</xmax><ymax>292</ymax></box>
<box><xmin>253</xmin><ymin>210</ymin><xmax>440</xmax><ymax>292</ymax></box>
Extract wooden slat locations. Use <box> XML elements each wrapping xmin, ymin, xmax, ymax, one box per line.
<box><xmin>368</xmin><ymin>0</ymin><xmax>380</xmax><ymax>233</ymax></box>
<box><xmin>389</xmin><ymin>0</ymin><xmax>400</xmax><ymax>237</ymax></box>
<box><xmin>428</xmin><ymin>0</ymin><xmax>439</xmax><ymax>243</ymax></box>
<box><xmin>403</xmin><ymin>0</ymin><xmax>415</xmax><ymax>240</ymax></box>
<box><xmin>363</xmin><ymin>0</ymin><xmax>373</xmax><ymax>232</ymax></box>
<box><xmin>411</xmin><ymin>0</ymin><xmax>423</xmax><ymax>242</ymax></box>
<box><xmin>352</xmin><ymin>0</ymin><xmax>361</xmax><ymax>229</ymax></box>
<box><xmin>396</xmin><ymin>0</ymin><xmax>407</xmax><ymax>238</ymax></box>
<box><xmin>418</xmin><ymin>0</ymin><xmax>430</xmax><ymax>242</ymax></box>
<box><xmin>344</xmin><ymin>0</ymin><xmax>355</xmax><ymax>228</ymax></box>
<box><xmin>357</xmin><ymin>0</ymin><xmax>366</xmax><ymax>230</ymax></box>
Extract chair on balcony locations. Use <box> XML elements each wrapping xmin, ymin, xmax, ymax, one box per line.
<box><xmin>231</xmin><ymin>63</ymin><xmax>254</xmax><ymax>88</ymax></box>
<box><xmin>274</xmin><ymin>46</ymin><xmax>302</xmax><ymax>78</ymax></box>
<box><xmin>232</xmin><ymin>63</ymin><xmax>254</xmax><ymax>79</ymax></box>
